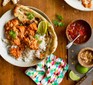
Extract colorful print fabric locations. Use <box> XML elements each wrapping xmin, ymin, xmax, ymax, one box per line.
<box><xmin>25</xmin><ymin>54</ymin><xmax>69</xmax><ymax>85</ymax></box>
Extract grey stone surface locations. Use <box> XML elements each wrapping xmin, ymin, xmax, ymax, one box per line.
<box><xmin>68</xmin><ymin>30</ymin><xmax>93</xmax><ymax>84</ymax></box>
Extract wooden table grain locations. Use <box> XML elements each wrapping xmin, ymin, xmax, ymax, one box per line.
<box><xmin>0</xmin><ymin>0</ymin><xmax>93</xmax><ymax>85</ymax></box>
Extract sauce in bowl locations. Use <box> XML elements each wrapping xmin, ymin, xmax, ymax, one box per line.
<box><xmin>66</xmin><ymin>20</ymin><xmax>92</xmax><ymax>44</ymax></box>
<box><xmin>78</xmin><ymin>47</ymin><xmax>93</xmax><ymax>68</ymax></box>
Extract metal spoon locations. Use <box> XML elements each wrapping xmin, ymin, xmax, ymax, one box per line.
<box><xmin>66</xmin><ymin>34</ymin><xmax>80</xmax><ymax>49</ymax></box>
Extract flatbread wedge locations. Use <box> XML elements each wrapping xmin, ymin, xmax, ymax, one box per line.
<box><xmin>13</xmin><ymin>4</ymin><xmax>58</xmax><ymax>59</ymax></box>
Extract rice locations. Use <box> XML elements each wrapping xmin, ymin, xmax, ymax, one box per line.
<box><xmin>38</xmin><ymin>34</ymin><xmax>47</xmax><ymax>51</ymax></box>
<box><xmin>11</xmin><ymin>45</ymin><xmax>18</xmax><ymax>48</ymax></box>
<box><xmin>35</xmin><ymin>50</ymin><xmax>41</xmax><ymax>58</ymax></box>
<box><xmin>18</xmin><ymin>34</ymin><xmax>47</xmax><ymax>61</ymax></box>
<box><xmin>3</xmin><ymin>34</ymin><xmax>47</xmax><ymax>62</ymax></box>
<box><xmin>39</xmin><ymin>40</ymin><xmax>47</xmax><ymax>51</ymax></box>
<box><xmin>21</xmin><ymin>48</ymin><xmax>35</xmax><ymax>62</ymax></box>
<box><xmin>2</xmin><ymin>38</ymin><xmax>9</xmax><ymax>44</ymax></box>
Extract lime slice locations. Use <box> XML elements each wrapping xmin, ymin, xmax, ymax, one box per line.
<box><xmin>76</xmin><ymin>64</ymin><xmax>89</xmax><ymax>74</ymax></box>
<box><xmin>69</xmin><ymin>71</ymin><xmax>80</xmax><ymax>81</ymax></box>
<box><xmin>37</xmin><ymin>21</ymin><xmax>47</xmax><ymax>35</ymax></box>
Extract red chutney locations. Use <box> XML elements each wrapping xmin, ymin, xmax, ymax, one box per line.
<box><xmin>67</xmin><ymin>20</ymin><xmax>91</xmax><ymax>44</ymax></box>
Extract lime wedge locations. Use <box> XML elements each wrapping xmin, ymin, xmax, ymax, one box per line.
<box><xmin>69</xmin><ymin>71</ymin><xmax>80</xmax><ymax>81</ymax></box>
<box><xmin>37</xmin><ymin>21</ymin><xmax>48</xmax><ymax>35</ymax></box>
<box><xmin>76</xmin><ymin>64</ymin><xmax>89</xmax><ymax>74</ymax></box>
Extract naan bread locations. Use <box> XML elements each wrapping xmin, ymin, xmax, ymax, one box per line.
<box><xmin>13</xmin><ymin>4</ymin><xmax>58</xmax><ymax>59</ymax></box>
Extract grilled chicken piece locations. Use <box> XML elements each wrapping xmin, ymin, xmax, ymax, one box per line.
<box><xmin>12</xmin><ymin>38</ymin><xmax>20</xmax><ymax>46</ymax></box>
<box><xmin>2</xmin><ymin>0</ymin><xmax>19</xmax><ymax>6</ymax></box>
<box><xmin>17</xmin><ymin>26</ymin><xmax>25</xmax><ymax>39</ymax></box>
<box><xmin>81</xmin><ymin>0</ymin><xmax>92</xmax><ymax>8</ymax></box>
<box><xmin>23</xmin><ymin>36</ymin><xmax>38</xmax><ymax>50</ymax></box>
<box><xmin>28</xmin><ymin>22</ymin><xmax>38</xmax><ymax>31</ymax></box>
<box><xmin>9</xmin><ymin>47</ymin><xmax>21</xmax><ymax>58</ymax></box>
<box><xmin>25</xmin><ymin>22</ymin><xmax>38</xmax><ymax>37</ymax></box>
<box><xmin>9</xmin><ymin>45</ymin><xmax>24</xmax><ymax>58</ymax></box>
<box><xmin>2</xmin><ymin>0</ymin><xmax>10</xmax><ymax>6</ymax></box>
<box><xmin>5</xmin><ymin>19</ymin><xmax>19</xmax><ymax>40</ymax></box>
<box><xmin>12</xmin><ymin>0</ymin><xmax>19</xmax><ymax>4</ymax></box>
<box><xmin>5</xmin><ymin>19</ymin><xmax>19</xmax><ymax>30</ymax></box>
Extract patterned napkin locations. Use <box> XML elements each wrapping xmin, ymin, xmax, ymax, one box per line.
<box><xmin>25</xmin><ymin>54</ymin><xmax>69</xmax><ymax>85</ymax></box>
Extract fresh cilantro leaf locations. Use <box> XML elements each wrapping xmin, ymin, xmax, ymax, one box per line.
<box><xmin>19</xmin><ymin>24</ymin><xmax>23</xmax><ymax>26</ymax></box>
<box><xmin>38</xmin><ymin>40</ymin><xmax>42</xmax><ymax>44</ymax></box>
<box><xmin>58</xmin><ymin>22</ymin><xmax>64</xmax><ymax>27</ymax></box>
<box><xmin>56</xmin><ymin>14</ymin><xmax>63</xmax><ymax>21</ymax></box>
<box><xmin>34</xmin><ymin>34</ymin><xmax>39</xmax><ymax>40</ymax></box>
<box><xmin>26</xmin><ymin>12</ymin><xmax>34</xmax><ymax>20</ymax></box>
<box><xmin>53</xmin><ymin>20</ymin><xmax>64</xmax><ymax>27</ymax></box>
<box><xmin>9</xmin><ymin>30</ymin><xmax>16</xmax><ymax>38</ymax></box>
<box><xmin>53</xmin><ymin>20</ymin><xmax>59</xmax><ymax>27</ymax></box>
<box><xmin>53</xmin><ymin>14</ymin><xmax>64</xmax><ymax>27</ymax></box>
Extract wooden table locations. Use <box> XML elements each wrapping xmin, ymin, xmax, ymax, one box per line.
<box><xmin>0</xmin><ymin>0</ymin><xmax>93</xmax><ymax>85</ymax></box>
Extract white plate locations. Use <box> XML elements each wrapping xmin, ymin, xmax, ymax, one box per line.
<box><xmin>64</xmin><ymin>0</ymin><xmax>93</xmax><ymax>11</ymax></box>
<box><xmin>0</xmin><ymin>7</ymin><xmax>51</xmax><ymax>67</ymax></box>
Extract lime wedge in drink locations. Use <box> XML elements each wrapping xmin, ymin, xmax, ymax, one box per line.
<box><xmin>76</xmin><ymin>64</ymin><xmax>89</xmax><ymax>74</ymax></box>
<box><xmin>37</xmin><ymin>21</ymin><xmax>48</xmax><ymax>35</ymax></box>
<box><xmin>69</xmin><ymin>71</ymin><xmax>80</xmax><ymax>81</ymax></box>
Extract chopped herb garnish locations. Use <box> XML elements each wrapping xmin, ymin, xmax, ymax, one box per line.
<box><xmin>58</xmin><ymin>22</ymin><xmax>64</xmax><ymax>27</ymax></box>
<box><xmin>19</xmin><ymin>24</ymin><xmax>23</xmax><ymax>26</ymax></box>
<box><xmin>53</xmin><ymin>14</ymin><xmax>64</xmax><ymax>27</ymax></box>
<box><xmin>53</xmin><ymin>20</ymin><xmax>64</xmax><ymax>27</ymax></box>
<box><xmin>26</xmin><ymin>12</ymin><xmax>34</xmax><ymax>20</ymax></box>
<box><xmin>34</xmin><ymin>34</ymin><xmax>39</xmax><ymax>40</ymax></box>
<box><xmin>56</xmin><ymin>14</ymin><xmax>63</xmax><ymax>21</ymax></box>
<box><xmin>34</xmin><ymin>34</ymin><xmax>42</xmax><ymax>44</ymax></box>
<box><xmin>53</xmin><ymin>20</ymin><xmax>59</xmax><ymax>27</ymax></box>
<box><xmin>38</xmin><ymin>40</ymin><xmax>42</xmax><ymax>44</ymax></box>
<box><xmin>9</xmin><ymin>30</ymin><xmax>16</xmax><ymax>38</ymax></box>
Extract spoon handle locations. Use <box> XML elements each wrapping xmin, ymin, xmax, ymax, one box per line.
<box><xmin>66</xmin><ymin>34</ymin><xmax>80</xmax><ymax>49</ymax></box>
<box><xmin>66</xmin><ymin>42</ymin><xmax>73</xmax><ymax>49</ymax></box>
<box><xmin>73</xmin><ymin>34</ymin><xmax>80</xmax><ymax>42</ymax></box>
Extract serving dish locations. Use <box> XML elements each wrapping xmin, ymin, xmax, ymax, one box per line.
<box><xmin>0</xmin><ymin>6</ymin><xmax>57</xmax><ymax>67</ymax></box>
<box><xmin>64</xmin><ymin>0</ymin><xmax>93</xmax><ymax>11</ymax></box>
<box><xmin>66</xmin><ymin>19</ymin><xmax>92</xmax><ymax>45</ymax></box>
